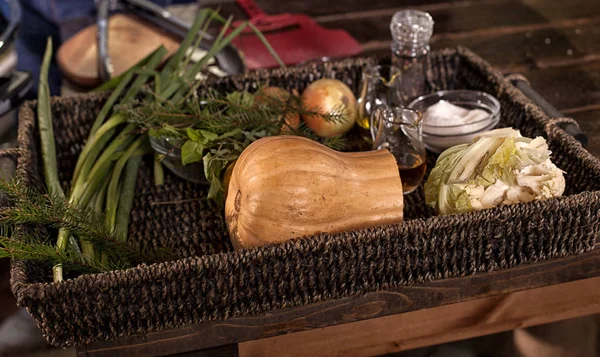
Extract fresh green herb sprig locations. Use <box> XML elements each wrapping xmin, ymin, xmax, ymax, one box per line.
<box><xmin>123</xmin><ymin>87</ymin><xmax>350</xmax><ymax>132</ymax></box>
<box><xmin>0</xmin><ymin>179</ymin><xmax>175</xmax><ymax>270</ymax></box>
<box><xmin>119</xmin><ymin>87</ymin><xmax>350</xmax><ymax>202</ymax></box>
<box><xmin>0</xmin><ymin>235</ymin><xmax>123</xmax><ymax>275</ymax></box>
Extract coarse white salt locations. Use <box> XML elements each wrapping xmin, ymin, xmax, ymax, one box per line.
<box><xmin>423</xmin><ymin>100</ymin><xmax>490</xmax><ymax>136</ymax></box>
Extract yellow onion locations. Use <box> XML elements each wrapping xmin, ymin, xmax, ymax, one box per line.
<box><xmin>254</xmin><ymin>86</ymin><xmax>300</xmax><ymax>134</ymax></box>
<box><xmin>301</xmin><ymin>79</ymin><xmax>357</xmax><ymax>138</ymax></box>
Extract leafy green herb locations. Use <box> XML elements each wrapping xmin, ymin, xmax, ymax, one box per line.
<box><xmin>118</xmin><ymin>86</ymin><xmax>350</xmax><ymax>203</ymax></box>
<box><xmin>181</xmin><ymin>140</ymin><xmax>204</xmax><ymax>165</ymax></box>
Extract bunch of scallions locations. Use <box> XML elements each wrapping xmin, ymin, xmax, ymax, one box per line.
<box><xmin>33</xmin><ymin>9</ymin><xmax>285</xmax><ymax>282</ymax></box>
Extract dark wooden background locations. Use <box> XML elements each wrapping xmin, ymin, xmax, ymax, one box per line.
<box><xmin>214</xmin><ymin>0</ymin><xmax>600</xmax><ymax>156</ymax></box>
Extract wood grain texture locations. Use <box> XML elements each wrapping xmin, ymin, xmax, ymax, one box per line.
<box><xmin>57</xmin><ymin>14</ymin><xmax>180</xmax><ymax>88</ymax></box>
<box><xmin>318</xmin><ymin>0</ymin><xmax>600</xmax><ymax>43</ymax></box>
<box><xmin>431</xmin><ymin>17</ymin><xmax>600</xmax><ymax>72</ymax></box>
<box><xmin>169</xmin><ymin>344</ymin><xmax>238</xmax><ymax>357</ymax></box>
<box><xmin>77</xmin><ymin>243</ymin><xmax>600</xmax><ymax>357</ymax></box>
<box><xmin>219</xmin><ymin>0</ymin><xmax>600</xmax><ymax>74</ymax></box>
<box><xmin>239</xmin><ymin>275</ymin><xmax>600</xmax><ymax>357</ymax></box>
<box><xmin>523</xmin><ymin>61</ymin><xmax>600</xmax><ymax>111</ymax></box>
<box><xmin>358</xmin><ymin>17</ymin><xmax>600</xmax><ymax>73</ymax></box>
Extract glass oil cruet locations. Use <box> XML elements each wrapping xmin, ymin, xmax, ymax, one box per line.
<box><xmin>372</xmin><ymin>104</ymin><xmax>427</xmax><ymax>194</ymax></box>
<box><xmin>356</xmin><ymin>64</ymin><xmax>404</xmax><ymax>142</ymax></box>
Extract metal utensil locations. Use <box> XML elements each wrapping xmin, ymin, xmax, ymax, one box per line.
<box><xmin>96</xmin><ymin>0</ymin><xmax>113</xmax><ymax>82</ymax></box>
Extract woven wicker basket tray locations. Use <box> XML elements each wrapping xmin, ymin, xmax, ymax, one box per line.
<box><xmin>9</xmin><ymin>46</ymin><xmax>600</xmax><ymax>347</ymax></box>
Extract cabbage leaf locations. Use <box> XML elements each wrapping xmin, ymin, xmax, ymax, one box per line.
<box><xmin>424</xmin><ymin>128</ymin><xmax>566</xmax><ymax>215</ymax></box>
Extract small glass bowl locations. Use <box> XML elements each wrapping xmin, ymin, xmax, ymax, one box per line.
<box><xmin>408</xmin><ymin>89</ymin><xmax>501</xmax><ymax>153</ymax></box>
<box><xmin>149</xmin><ymin>136</ymin><xmax>209</xmax><ymax>185</ymax></box>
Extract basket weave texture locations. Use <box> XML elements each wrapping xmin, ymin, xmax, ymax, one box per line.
<box><xmin>9</xmin><ymin>47</ymin><xmax>600</xmax><ymax>347</ymax></box>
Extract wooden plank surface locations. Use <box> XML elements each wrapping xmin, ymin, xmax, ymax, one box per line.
<box><xmin>218</xmin><ymin>0</ymin><xmax>600</xmax><ymax>73</ymax></box>
<box><xmin>219</xmin><ymin>0</ymin><xmax>600</xmax><ymax>21</ymax></box>
<box><xmin>523</xmin><ymin>62</ymin><xmax>600</xmax><ymax>111</ymax></box>
<box><xmin>318</xmin><ymin>0</ymin><xmax>600</xmax><ymax>43</ymax></box>
<box><xmin>430</xmin><ymin>17</ymin><xmax>600</xmax><ymax>72</ymax></box>
<box><xmin>239</xmin><ymin>275</ymin><xmax>600</xmax><ymax>357</ymax></box>
<box><xmin>361</xmin><ymin>17</ymin><xmax>600</xmax><ymax>75</ymax></box>
<box><xmin>78</xmin><ymin>243</ymin><xmax>600</xmax><ymax>357</ymax></box>
<box><xmin>209</xmin><ymin>0</ymin><xmax>472</xmax><ymax>21</ymax></box>
<box><xmin>230</xmin><ymin>0</ymin><xmax>468</xmax><ymax>17</ymax></box>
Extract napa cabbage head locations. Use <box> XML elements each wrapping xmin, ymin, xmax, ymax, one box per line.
<box><xmin>424</xmin><ymin>128</ymin><xmax>565</xmax><ymax>215</ymax></box>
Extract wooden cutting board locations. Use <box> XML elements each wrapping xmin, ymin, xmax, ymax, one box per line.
<box><xmin>57</xmin><ymin>13</ymin><xmax>181</xmax><ymax>88</ymax></box>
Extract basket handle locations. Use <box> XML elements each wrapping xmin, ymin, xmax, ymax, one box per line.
<box><xmin>0</xmin><ymin>143</ymin><xmax>18</xmax><ymax>206</ymax></box>
<box><xmin>506</xmin><ymin>73</ymin><xmax>588</xmax><ymax>147</ymax></box>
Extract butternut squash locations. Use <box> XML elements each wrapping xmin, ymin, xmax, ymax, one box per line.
<box><xmin>225</xmin><ymin>136</ymin><xmax>404</xmax><ymax>249</ymax></box>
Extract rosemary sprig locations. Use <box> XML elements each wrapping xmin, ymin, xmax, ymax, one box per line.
<box><xmin>0</xmin><ymin>179</ymin><xmax>175</xmax><ymax>268</ymax></box>
<box><xmin>122</xmin><ymin>88</ymin><xmax>349</xmax><ymax>132</ymax></box>
<box><xmin>0</xmin><ymin>235</ymin><xmax>122</xmax><ymax>274</ymax></box>
<box><xmin>117</xmin><ymin>86</ymin><xmax>350</xmax><ymax>203</ymax></box>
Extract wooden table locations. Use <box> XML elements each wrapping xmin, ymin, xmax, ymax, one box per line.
<box><xmin>77</xmin><ymin>0</ymin><xmax>600</xmax><ymax>356</ymax></box>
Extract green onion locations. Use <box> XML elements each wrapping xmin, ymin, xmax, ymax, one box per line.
<box><xmin>159</xmin><ymin>9</ymin><xmax>209</xmax><ymax>88</ymax></box>
<box><xmin>72</xmin><ymin>114</ymin><xmax>124</xmax><ymax>185</ymax></box>
<box><xmin>248</xmin><ymin>23</ymin><xmax>285</xmax><ymax>68</ymax></box>
<box><xmin>122</xmin><ymin>47</ymin><xmax>168</xmax><ymax>103</ymax></box>
<box><xmin>80</xmin><ymin>124</ymin><xmax>138</xmax><ymax>193</ymax></box>
<box><xmin>105</xmin><ymin>137</ymin><xmax>146</xmax><ymax>230</ymax></box>
<box><xmin>92</xmin><ymin>46</ymin><xmax>164</xmax><ymax>93</ymax></box>
<box><xmin>78</xmin><ymin>151</ymin><xmax>124</xmax><ymax>208</ymax></box>
<box><xmin>36</xmin><ymin>38</ymin><xmax>71</xmax><ymax>282</ymax></box>
<box><xmin>94</xmin><ymin>178</ymin><xmax>110</xmax><ymax>214</ymax></box>
<box><xmin>37</xmin><ymin>38</ymin><xmax>64</xmax><ymax>199</ymax></box>
<box><xmin>153</xmin><ymin>155</ymin><xmax>164</xmax><ymax>186</ymax></box>
<box><xmin>89</xmin><ymin>72</ymin><xmax>133</xmax><ymax>135</ymax></box>
<box><xmin>115</xmin><ymin>155</ymin><xmax>143</xmax><ymax>241</ymax></box>
<box><xmin>185</xmin><ymin>16</ymin><xmax>237</xmax><ymax>81</ymax></box>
